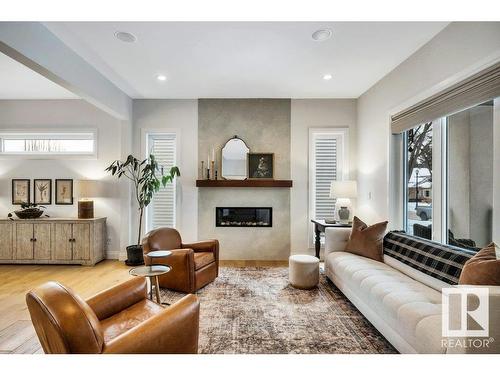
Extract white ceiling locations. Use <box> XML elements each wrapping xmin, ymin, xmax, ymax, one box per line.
<box><xmin>45</xmin><ymin>22</ymin><xmax>448</xmax><ymax>99</ymax></box>
<box><xmin>0</xmin><ymin>52</ymin><xmax>78</xmax><ymax>99</ymax></box>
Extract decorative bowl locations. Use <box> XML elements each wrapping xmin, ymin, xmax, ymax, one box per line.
<box><xmin>14</xmin><ymin>208</ymin><xmax>44</xmax><ymax>219</ymax></box>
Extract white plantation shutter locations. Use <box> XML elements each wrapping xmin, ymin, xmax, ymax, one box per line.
<box><xmin>146</xmin><ymin>133</ymin><xmax>177</xmax><ymax>231</ymax></box>
<box><xmin>312</xmin><ymin>134</ymin><xmax>338</xmax><ymax>220</ymax></box>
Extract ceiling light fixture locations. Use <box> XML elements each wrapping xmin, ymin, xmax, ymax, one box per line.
<box><xmin>323</xmin><ymin>74</ymin><xmax>333</xmax><ymax>81</ymax></box>
<box><xmin>157</xmin><ymin>74</ymin><xmax>167</xmax><ymax>81</ymax></box>
<box><xmin>312</xmin><ymin>29</ymin><xmax>333</xmax><ymax>42</ymax></box>
<box><xmin>114</xmin><ymin>31</ymin><xmax>137</xmax><ymax>43</ymax></box>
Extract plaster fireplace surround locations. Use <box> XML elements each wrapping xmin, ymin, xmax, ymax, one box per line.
<box><xmin>198</xmin><ymin>99</ymin><xmax>291</xmax><ymax>260</ymax></box>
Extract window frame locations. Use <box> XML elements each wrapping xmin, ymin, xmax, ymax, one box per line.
<box><xmin>308</xmin><ymin>127</ymin><xmax>349</xmax><ymax>247</ymax></box>
<box><xmin>0</xmin><ymin>128</ymin><xmax>98</xmax><ymax>159</ymax></box>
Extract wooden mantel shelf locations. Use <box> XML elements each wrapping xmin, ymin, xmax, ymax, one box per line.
<box><xmin>196</xmin><ymin>179</ymin><xmax>293</xmax><ymax>188</ymax></box>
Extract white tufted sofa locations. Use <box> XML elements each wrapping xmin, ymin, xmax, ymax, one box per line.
<box><xmin>324</xmin><ymin>227</ymin><xmax>500</xmax><ymax>354</ymax></box>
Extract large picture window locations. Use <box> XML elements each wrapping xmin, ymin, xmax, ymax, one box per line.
<box><xmin>402</xmin><ymin>100</ymin><xmax>495</xmax><ymax>250</ymax></box>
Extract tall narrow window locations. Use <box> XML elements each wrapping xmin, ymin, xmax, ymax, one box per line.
<box><xmin>404</xmin><ymin>122</ymin><xmax>434</xmax><ymax>238</ymax></box>
<box><xmin>145</xmin><ymin>133</ymin><xmax>177</xmax><ymax>232</ymax></box>
<box><xmin>309</xmin><ymin>128</ymin><xmax>347</xmax><ymax>233</ymax></box>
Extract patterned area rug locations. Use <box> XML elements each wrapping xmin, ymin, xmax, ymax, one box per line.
<box><xmin>160</xmin><ymin>267</ymin><xmax>397</xmax><ymax>354</ymax></box>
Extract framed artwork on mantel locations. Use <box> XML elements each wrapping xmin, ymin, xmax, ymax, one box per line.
<box><xmin>34</xmin><ymin>179</ymin><xmax>52</xmax><ymax>205</ymax></box>
<box><xmin>248</xmin><ymin>153</ymin><xmax>274</xmax><ymax>179</ymax></box>
<box><xmin>55</xmin><ymin>179</ymin><xmax>74</xmax><ymax>205</ymax></box>
<box><xmin>12</xmin><ymin>179</ymin><xmax>30</xmax><ymax>205</ymax></box>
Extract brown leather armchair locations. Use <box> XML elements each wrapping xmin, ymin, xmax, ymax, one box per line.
<box><xmin>142</xmin><ymin>228</ymin><xmax>219</xmax><ymax>293</ymax></box>
<box><xmin>26</xmin><ymin>277</ymin><xmax>200</xmax><ymax>354</ymax></box>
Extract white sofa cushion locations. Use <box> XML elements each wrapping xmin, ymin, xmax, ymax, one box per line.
<box><xmin>326</xmin><ymin>251</ymin><xmax>445</xmax><ymax>353</ymax></box>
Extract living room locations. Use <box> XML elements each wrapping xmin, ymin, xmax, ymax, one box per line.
<box><xmin>1</xmin><ymin>1</ymin><xmax>500</xmax><ymax>373</ymax></box>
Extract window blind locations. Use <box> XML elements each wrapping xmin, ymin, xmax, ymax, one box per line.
<box><xmin>147</xmin><ymin>134</ymin><xmax>176</xmax><ymax>231</ymax></box>
<box><xmin>391</xmin><ymin>61</ymin><xmax>500</xmax><ymax>134</ymax></box>
<box><xmin>313</xmin><ymin>135</ymin><xmax>337</xmax><ymax>220</ymax></box>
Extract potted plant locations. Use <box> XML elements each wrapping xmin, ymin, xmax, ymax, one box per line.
<box><xmin>106</xmin><ymin>154</ymin><xmax>180</xmax><ymax>266</ymax></box>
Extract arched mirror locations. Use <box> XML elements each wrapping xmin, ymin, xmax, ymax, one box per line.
<box><xmin>221</xmin><ymin>136</ymin><xmax>250</xmax><ymax>180</ymax></box>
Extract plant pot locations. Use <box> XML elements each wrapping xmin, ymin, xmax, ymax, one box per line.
<box><xmin>125</xmin><ymin>245</ymin><xmax>144</xmax><ymax>266</ymax></box>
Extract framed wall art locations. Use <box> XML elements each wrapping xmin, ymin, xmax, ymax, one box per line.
<box><xmin>248</xmin><ymin>153</ymin><xmax>274</xmax><ymax>179</ymax></box>
<box><xmin>34</xmin><ymin>179</ymin><xmax>52</xmax><ymax>205</ymax></box>
<box><xmin>55</xmin><ymin>179</ymin><xmax>74</xmax><ymax>205</ymax></box>
<box><xmin>12</xmin><ymin>179</ymin><xmax>30</xmax><ymax>205</ymax></box>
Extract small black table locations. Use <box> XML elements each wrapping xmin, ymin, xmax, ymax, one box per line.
<box><xmin>311</xmin><ymin>219</ymin><xmax>352</xmax><ymax>258</ymax></box>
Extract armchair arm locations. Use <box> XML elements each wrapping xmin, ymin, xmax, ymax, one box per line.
<box><xmin>182</xmin><ymin>239</ymin><xmax>219</xmax><ymax>263</ymax></box>
<box><xmin>324</xmin><ymin>227</ymin><xmax>351</xmax><ymax>257</ymax></box>
<box><xmin>146</xmin><ymin>249</ymin><xmax>196</xmax><ymax>292</ymax></box>
<box><xmin>102</xmin><ymin>294</ymin><xmax>200</xmax><ymax>354</ymax></box>
<box><xmin>87</xmin><ymin>278</ymin><xmax>147</xmax><ymax>321</ymax></box>
<box><xmin>182</xmin><ymin>239</ymin><xmax>218</xmax><ymax>253</ymax></box>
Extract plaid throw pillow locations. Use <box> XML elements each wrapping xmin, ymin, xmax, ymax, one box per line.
<box><xmin>383</xmin><ymin>231</ymin><xmax>476</xmax><ymax>285</ymax></box>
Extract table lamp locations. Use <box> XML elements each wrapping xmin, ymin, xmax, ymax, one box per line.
<box><xmin>76</xmin><ymin>180</ymin><xmax>99</xmax><ymax>219</ymax></box>
<box><xmin>329</xmin><ymin>180</ymin><xmax>357</xmax><ymax>224</ymax></box>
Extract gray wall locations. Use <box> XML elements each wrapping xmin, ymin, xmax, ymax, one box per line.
<box><xmin>198</xmin><ymin>99</ymin><xmax>291</xmax><ymax>260</ymax></box>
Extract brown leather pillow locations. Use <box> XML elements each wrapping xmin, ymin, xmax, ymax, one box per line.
<box><xmin>345</xmin><ymin>216</ymin><xmax>388</xmax><ymax>262</ymax></box>
<box><xmin>459</xmin><ymin>243</ymin><xmax>500</xmax><ymax>285</ymax></box>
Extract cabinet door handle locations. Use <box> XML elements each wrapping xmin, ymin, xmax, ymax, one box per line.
<box><xmin>30</xmin><ymin>238</ymin><xmax>34</xmax><ymax>242</ymax></box>
<box><xmin>33</xmin><ymin>238</ymin><xmax>37</xmax><ymax>242</ymax></box>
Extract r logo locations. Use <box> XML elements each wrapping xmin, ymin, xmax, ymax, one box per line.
<box><xmin>442</xmin><ymin>287</ymin><xmax>489</xmax><ymax>337</ymax></box>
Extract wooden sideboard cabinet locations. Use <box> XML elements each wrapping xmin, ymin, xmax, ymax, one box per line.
<box><xmin>0</xmin><ymin>217</ymin><xmax>106</xmax><ymax>266</ymax></box>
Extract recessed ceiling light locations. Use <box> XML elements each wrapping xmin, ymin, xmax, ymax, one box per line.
<box><xmin>114</xmin><ymin>31</ymin><xmax>137</xmax><ymax>43</ymax></box>
<box><xmin>157</xmin><ymin>74</ymin><xmax>167</xmax><ymax>81</ymax></box>
<box><xmin>312</xmin><ymin>29</ymin><xmax>333</xmax><ymax>42</ymax></box>
<box><xmin>323</xmin><ymin>74</ymin><xmax>333</xmax><ymax>80</ymax></box>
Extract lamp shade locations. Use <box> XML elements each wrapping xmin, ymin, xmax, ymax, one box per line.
<box><xmin>76</xmin><ymin>180</ymin><xmax>100</xmax><ymax>199</ymax></box>
<box><xmin>329</xmin><ymin>180</ymin><xmax>357</xmax><ymax>199</ymax></box>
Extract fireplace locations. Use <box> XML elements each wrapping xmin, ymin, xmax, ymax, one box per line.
<box><xmin>216</xmin><ymin>207</ymin><xmax>272</xmax><ymax>227</ymax></box>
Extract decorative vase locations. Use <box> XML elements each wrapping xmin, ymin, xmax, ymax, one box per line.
<box><xmin>125</xmin><ymin>244</ymin><xmax>144</xmax><ymax>266</ymax></box>
<box><xmin>338</xmin><ymin>206</ymin><xmax>350</xmax><ymax>223</ymax></box>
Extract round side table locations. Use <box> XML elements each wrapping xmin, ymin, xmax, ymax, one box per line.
<box><xmin>129</xmin><ymin>265</ymin><xmax>171</xmax><ymax>304</ymax></box>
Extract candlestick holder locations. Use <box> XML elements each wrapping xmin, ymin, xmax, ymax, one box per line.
<box><xmin>200</xmin><ymin>161</ymin><xmax>205</xmax><ymax>180</ymax></box>
<box><xmin>210</xmin><ymin>161</ymin><xmax>215</xmax><ymax>180</ymax></box>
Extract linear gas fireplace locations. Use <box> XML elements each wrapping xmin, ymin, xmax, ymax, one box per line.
<box><xmin>216</xmin><ymin>207</ymin><xmax>272</xmax><ymax>227</ymax></box>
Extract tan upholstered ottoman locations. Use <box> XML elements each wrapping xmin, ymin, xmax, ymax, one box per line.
<box><xmin>289</xmin><ymin>254</ymin><xmax>319</xmax><ymax>289</ymax></box>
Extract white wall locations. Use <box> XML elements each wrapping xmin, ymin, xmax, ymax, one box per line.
<box><xmin>357</xmin><ymin>22</ymin><xmax>500</xmax><ymax>227</ymax></box>
<box><xmin>290</xmin><ymin>99</ymin><xmax>357</xmax><ymax>255</ymax></box>
<box><xmin>0</xmin><ymin>99</ymin><xmax>125</xmax><ymax>259</ymax></box>
<box><xmin>132</xmin><ymin>99</ymin><xmax>198</xmax><ymax>243</ymax></box>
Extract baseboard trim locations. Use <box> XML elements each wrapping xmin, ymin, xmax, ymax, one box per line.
<box><xmin>105</xmin><ymin>251</ymin><xmax>120</xmax><ymax>260</ymax></box>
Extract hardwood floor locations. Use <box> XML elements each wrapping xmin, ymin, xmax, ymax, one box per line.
<box><xmin>0</xmin><ymin>260</ymin><xmax>133</xmax><ymax>354</ymax></box>
<box><xmin>0</xmin><ymin>259</ymin><xmax>287</xmax><ymax>354</ymax></box>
